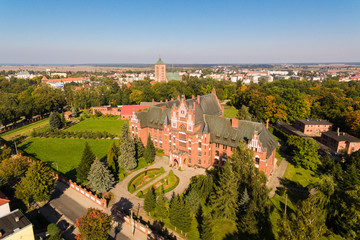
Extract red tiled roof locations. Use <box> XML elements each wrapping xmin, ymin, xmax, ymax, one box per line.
<box><xmin>126</xmin><ymin>83</ymin><xmax>131</xmax><ymax>88</ymax></box>
<box><xmin>47</xmin><ymin>77</ymin><xmax>88</xmax><ymax>83</ymax></box>
<box><xmin>0</xmin><ymin>191</ymin><xmax>10</xmax><ymax>206</ymax></box>
<box><xmin>150</xmin><ymin>80</ymin><xmax>156</xmax><ymax>85</ymax></box>
<box><xmin>121</xmin><ymin>105</ymin><xmax>149</xmax><ymax>115</ymax></box>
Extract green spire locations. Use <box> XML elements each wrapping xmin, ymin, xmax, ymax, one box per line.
<box><xmin>155</xmin><ymin>57</ymin><xmax>165</xmax><ymax>65</ymax></box>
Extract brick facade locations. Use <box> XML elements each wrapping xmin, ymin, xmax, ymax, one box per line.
<box><xmin>293</xmin><ymin>119</ymin><xmax>333</xmax><ymax>136</ymax></box>
<box><xmin>129</xmin><ymin>91</ymin><xmax>277</xmax><ymax>177</ymax></box>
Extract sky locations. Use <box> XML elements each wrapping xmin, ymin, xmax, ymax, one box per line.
<box><xmin>0</xmin><ymin>0</ymin><xmax>359</xmax><ymax>64</ymax></box>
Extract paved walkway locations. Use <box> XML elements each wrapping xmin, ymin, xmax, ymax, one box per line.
<box><xmin>267</xmin><ymin>157</ymin><xmax>289</xmax><ymax>198</ymax></box>
<box><xmin>110</xmin><ymin>156</ymin><xmax>205</xmax><ymax>212</ymax></box>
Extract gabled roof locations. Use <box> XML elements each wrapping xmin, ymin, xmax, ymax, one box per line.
<box><xmin>155</xmin><ymin>58</ymin><xmax>165</xmax><ymax>65</ymax></box>
<box><xmin>121</xmin><ymin>105</ymin><xmax>149</xmax><ymax>115</ymax></box>
<box><xmin>204</xmin><ymin>116</ymin><xmax>277</xmax><ymax>158</ymax></box>
<box><xmin>296</xmin><ymin>119</ymin><xmax>332</xmax><ymax>125</ymax></box>
<box><xmin>0</xmin><ymin>209</ymin><xmax>32</xmax><ymax>239</ymax></box>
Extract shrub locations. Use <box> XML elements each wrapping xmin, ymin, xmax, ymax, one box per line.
<box><xmin>178</xmin><ymin>167</ymin><xmax>182</xmax><ymax>171</ymax></box>
<box><xmin>136</xmin><ymin>191</ymin><xmax>143</xmax><ymax>198</ymax></box>
<box><xmin>129</xmin><ymin>184</ymin><xmax>135</xmax><ymax>192</ymax></box>
<box><xmin>160</xmin><ymin>166</ymin><xmax>165</xmax><ymax>173</ymax></box>
<box><xmin>47</xmin><ymin>223</ymin><xmax>60</xmax><ymax>236</ymax></box>
<box><xmin>118</xmin><ymin>172</ymin><xmax>126</xmax><ymax>181</ymax></box>
<box><xmin>169</xmin><ymin>170</ymin><xmax>174</xmax><ymax>176</ymax></box>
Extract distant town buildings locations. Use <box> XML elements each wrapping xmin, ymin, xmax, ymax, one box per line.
<box><xmin>154</xmin><ymin>58</ymin><xmax>181</xmax><ymax>82</ymax></box>
<box><xmin>130</xmin><ymin>90</ymin><xmax>277</xmax><ymax>176</ymax></box>
<box><xmin>42</xmin><ymin>76</ymin><xmax>90</xmax><ymax>88</ymax></box>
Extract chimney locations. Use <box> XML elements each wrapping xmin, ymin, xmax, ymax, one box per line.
<box><xmin>160</xmin><ymin>100</ymin><xmax>163</xmax><ymax>103</ymax></box>
<box><xmin>266</xmin><ymin>119</ymin><xmax>269</xmax><ymax>129</ymax></box>
<box><xmin>197</xmin><ymin>95</ymin><xmax>200</xmax><ymax>104</ymax></box>
<box><xmin>177</xmin><ymin>95</ymin><xmax>180</xmax><ymax>100</ymax></box>
<box><xmin>192</xmin><ymin>95</ymin><xmax>195</xmax><ymax>99</ymax></box>
<box><xmin>232</xmin><ymin>118</ymin><xmax>239</xmax><ymax>128</ymax></box>
<box><xmin>212</xmin><ymin>88</ymin><xmax>216</xmax><ymax>95</ymax></box>
<box><xmin>337</xmin><ymin>127</ymin><xmax>340</xmax><ymax>136</ymax></box>
<box><xmin>165</xmin><ymin>99</ymin><xmax>168</xmax><ymax>102</ymax></box>
<box><xmin>171</xmin><ymin>98</ymin><xmax>174</xmax><ymax>101</ymax></box>
<box><xmin>152</xmin><ymin>99</ymin><xmax>155</xmax><ymax>104</ymax></box>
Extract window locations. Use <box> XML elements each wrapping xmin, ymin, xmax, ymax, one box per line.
<box><xmin>255</xmin><ymin>157</ymin><xmax>260</xmax><ymax>165</ymax></box>
<box><xmin>223</xmin><ymin>153</ymin><xmax>227</xmax><ymax>159</ymax></box>
<box><xmin>160</xmin><ymin>136</ymin><xmax>162</xmax><ymax>141</ymax></box>
<box><xmin>189</xmin><ymin>149</ymin><xmax>191</xmax><ymax>154</ymax></box>
<box><xmin>198</xmin><ymin>142</ymin><xmax>202</xmax><ymax>148</ymax></box>
<box><xmin>216</xmin><ymin>143</ymin><xmax>220</xmax><ymax>148</ymax></box>
<box><xmin>215</xmin><ymin>151</ymin><xmax>219</xmax><ymax>156</ymax></box>
<box><xmin>188</xmin><ymin>141</ymin><xmax>191</xmax><ymax>148</ymax></box>
<box><xmin>198</xmin><ymin>159</ymin><xmax>201</xmax><ymax>164</ymax></box>
<box><xmin>198</xmin><ymin>150</ymin><xmax>201</xmax><ymax>156</ymax></box>
<box><xmin>155</xmin><ymin>141</ymin><xmax>157</xmax><ymax>147</ymax></box>
<box><xmin>189</xmin><ymin>158</ymin><xmax>191</xmax><ymax>163</ymax></box>
<box><xmin>223</xmin><ymin>145</ymin><xmax>227</xmax><ymax>150</ymax></box>
<box><xmin>160</xmin><ymin>142</ymin><xmax>162</xmax><ymax>148</ymax></box>
<box><xmin>155</xmin><ymin>135</ymin><xmax>157</xmax><ymax>141</ymax></box>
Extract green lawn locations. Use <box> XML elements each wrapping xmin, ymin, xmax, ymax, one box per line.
<box><xmin>223</xmin><ymin>105</ymin><xmax>238</xmax><ymax>118</ymax></box>
<box><xmin>128</xmin><ymin>169</ymin><xmax>163</xmax><ymax>193</ymax></box>
<box><xmin>212</xmin><ymin>218</ymin><xmax>237</xmax><ymax>240</ymax></box>
<box><xmin>1</xmin><ymin>118</ymin><xmax>49</xmax><ymax>141</ymax></box>
<box><xmin>283</xmin><ymin>162</ymin><xmax>320</xmax><ymax>188</ymax></box>
<box><xmin>66</xmin><ymin>119</ymin><xmax>127</xmax><ymax>135</ymax></box>
<box><xmin>19</xmin><ymin>137</ymin><xmax>115</xmax><ymax>180</ymax></box>
<box><xmin>138</xmin><ymin>173</ymin><xmax>179</xmax><ymax>197</ymax></box>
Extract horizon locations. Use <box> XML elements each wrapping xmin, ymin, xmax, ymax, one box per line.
<box><xmin>1</xmin><ymin>0</ymin><xmax>359</xmax><ymax>64</ymax></box>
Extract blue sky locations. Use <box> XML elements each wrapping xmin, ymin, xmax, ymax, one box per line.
<box><xmin>0</xmin><ymin>0</ymin><xmax>359</xmax><ymax>64</ymax></box>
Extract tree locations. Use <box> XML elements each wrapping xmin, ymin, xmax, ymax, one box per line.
<box><xmin>106</xmin><ymin>142</ymin><xmax>118</xmax><ymax>174</ymax></box>
<box><xmin>15</xmin><ymin>161</ymin><xmax>55</xmax><ymax>204</ymax></box>
<box><xmin>156</xmin><ymin>189</ymin><xmax>168</xmax><ymax>220</ymax></box>
<box><xmin>134</xmin><ymin>135</ymin><xmax>144</xmax><ymax>159</ymax></box>
<box><xmin>201</xmin><ymin>212</ymin><xmax>214</xmax><ymax>240</ymax></box>
<box><xmin>118</xmin><ymin>122</ymin><xmax>137</xmax><ymax>170</ymax></box>
<box><xmin>49</xmin><ymin>111</ymin><xmax>63</xmax><ymax>130</ymax></box>
<box><xmin>72</xmin><ymin>108</ymin><xmax>78</xmax><ymax>117</ymax></box>
<box><xmin>60</xmin><ymin>112</ymin><xmax>66</xmax><ymax>128</ymax></box>
<box><xmin>144</xmin><ymin>134</ymin><xmax>155</xmax><ymax>164</ymax></box>
<box><xmin>0</xmin><ymin>146</ymin><xmax>12</xmax><ymax>162</ymax></box>
<box><xmin>185</xmin><ymin>189</ymin><xmax>200</xmax><ymax>214</ymax></box>
<box><xmin>211</xmin><ymin>162</ymin><xmax>238</xmax><ymax>221</ymax></box>
<box><xmin>47</xmin><ymin>223</ymin><xmax>61</xmax><ymax>240</ymax></box>
<box><xmin>76</xmin><ymin>208</ymin><xmax>112</xmax><ymax>240</ymax></box>
<box><xmin>76</xmin><ymin>142</ymin><xmax>96</xmax><ymax>183</ymax></box>
<box><xmin>0</xmin><ymin>156</ymin><xmax>30</xmax><ymax>181</ymax></box>
<box><xmin>87</xmin><ymin>159</ymin><xmax>115</xmax><ymax>193</ymax></box>
<box><xmin>189</xmin><ymin>175</ymin><xmax>213</xmax><ymax>201</ymax></box>
<box><xmin>144</xmin><ymin>188</ymin><xmax>156</xmax><ymax>213</ymax></box>
<box><xmin>287</xmin><ymin>136</ymin><xmax>320</xmax><ymax>170</ymax></box>
<box><xmin>277</xmin><ymin>194</ymin><xmax>326</xmax><ymax>239</ymax></box>
<box><xmin>129</xmin><ymin>89</ymin><xmax>143</xmax><ymax>104</ymax></box>
<box><xmin>238</xmin><ymin>105</ymin><xmax>253</xmax><ymax>121</ymax></box>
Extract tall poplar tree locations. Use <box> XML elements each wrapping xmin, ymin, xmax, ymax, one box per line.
<box><xmin>107</xmin><ymin>142</ymin><xmax>118</xmax><ymax>174</ymax></box>
<box><xmin>144</xmin><ymin>134</ymin><xmax>155</xmax><ymax>164</ymax></box>
<box><xmin>76</xmin><ymin>142</ymin><xmax>96</xmax><ymax>183</ymax></box>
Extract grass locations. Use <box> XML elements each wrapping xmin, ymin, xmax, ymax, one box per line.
<box><xmin>1</xmin><ymin>118</ymin><xmax>49</xmax><ymax>141</ymax></box>
<box><xmin>223</xmin><ymin>105</ymin><xmax>238</xmax><ymax>118</ymax></box>
<box><xmin>283</xmin><ymin>162</ymin><xmax>320</xmax><ymax>188</ymax></box>
<box><xmin>18</xmin><ymin>137</ymin><xmax>115</xmax><ymax>180</ymax></box>
<box><xmin>212</xmin><ymin>218</ymin><xmax>237</xmax><ymax>240</ymax></box>
<box><xmin>275</xmin><ymin>147</ymin><xmax>284</xmax><ymax>167</ymax></box>
<box><xmin>66</xmin><ymin>118</ymin><xmax>127</xmax><ymax>135</ymax></box>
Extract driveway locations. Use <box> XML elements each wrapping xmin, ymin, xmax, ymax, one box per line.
<box><xmin>267</xmin><ymin>157</ymin><xmax>288</xmax><ymax>198</ymax></box>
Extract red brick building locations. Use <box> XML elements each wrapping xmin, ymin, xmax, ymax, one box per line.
<box><xmin>154</xmin><ymin>58</ymin><xmax>182</xmax><ymax>83</ymax></box>
<box><xmin>91</xmin><ymin>106</ymin><xmax>121</xmax><ymax>115</ymax></box>
<box><xmin>129</xmin><ymin>90</ymin><xmax>277</xmax><ymax>176</ymax></box>
<box><xmin>120</xmin><ymin>105</ymin><xmax>150</xmax><ymax>120</ymax></box>
<box><xmin>293</xmin><ymin>119</ymin><xmax>333</xmax><ymax>136</ymax></box>
<box><xmin>320</xmin><ymin>130</ymin><xmax>360</xmax><ymax>154</ymax></box>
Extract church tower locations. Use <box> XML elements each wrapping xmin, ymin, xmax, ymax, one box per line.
<box><xmin>155</xmin><ymin>57</ymin><xmax>168</xmax><ymax>82</ymax></box>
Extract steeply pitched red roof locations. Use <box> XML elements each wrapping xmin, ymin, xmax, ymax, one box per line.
<box><xmin>121</xmin><ymin>105</ymin><xmax>149</xmax><ymax>115</ymax></box>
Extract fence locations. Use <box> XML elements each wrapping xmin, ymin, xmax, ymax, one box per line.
<box><xmin>0</xmin><ymin>115</ymin><xmax>47</xmax><ymax>134</ymax></box>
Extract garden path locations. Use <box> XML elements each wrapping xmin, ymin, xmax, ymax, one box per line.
<box><xmin>267</xmin><ymin>157</ymin><xmax>289</xmax><ymax>198</ymax></box>
<box><xmin>109</xmin><ymin>156</ymin><xmax>205</xmax><ymax>213</ymax></box>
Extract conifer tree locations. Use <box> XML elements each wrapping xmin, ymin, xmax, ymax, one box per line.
<box><xmin>60</xmin><ymin>112</ymin><xmax>66</xmax><ymax>127</ymax></box>
<box><xmin>72</xmin><ymin>108</ymin><xmax>77</xmax><ymax>117</ymax></box>
<box><xmin>156</xmin><ymin>188</ymin><xmax>168</xmax><ymax>220</ymax></box>
<box><xmin>49</xmin><ymin>111</ymin><xmax>63</xmax><ymax>130</ymax></box>
<box><xmin>144</xmin><ymin>188</ymin><xmax>156</xmax><ymax>213</ymax></box>
<box><xmin>211</xmin><ymin>162</ymin><xmax>238</xmax><ymax>221</ymax></box>
<box><xmin>107</xmin><ymin>142</ymin><xmax>118</xmax><ymax>174</ymax></box>
<box><xmin>87</xmin><ymin>159</ymin><xmax>115</xmax><ymax>193</ymax></box>
<box><xmin>134</xmin><ymin>135</ymin><xmax>144</xmax><ymax>159</ymax></box>
<box><xmin>118</xmin><ymin>122</ymin><xmax>137</xmax><ymax>170</ymax></box>
<box><xmin>144</xmin><ymin>134</ymin><xmax>155</xmax><ymax>164</ymax></box>
<box><xmin>76</xmin><ymin>142</ymin><xmax>96</xmax><ymax>183</ymax></box>
<box><xmin>179</xmin><ymin>199</ymin><xmax>192</xmax><ymax>233</ymax></box>
<box><xmin>201</xmin><ymin>212</ymin><xmax>214</xmax><ymax>240</ymax></box>
<box><xmin>118</xmin><ymin>139</ymin><xmax>137</xmax><ymax>170</ymax></box>
<box><xmin>169</xmin><ymin>194</ymin><xmax>181</xmax><ymax>228</ymax></box>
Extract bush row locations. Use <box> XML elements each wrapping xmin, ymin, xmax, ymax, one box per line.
<box><xmin>32</xmin><ymin>129</ymin><xmax>116</xmax><ymax>139</ymax></box>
